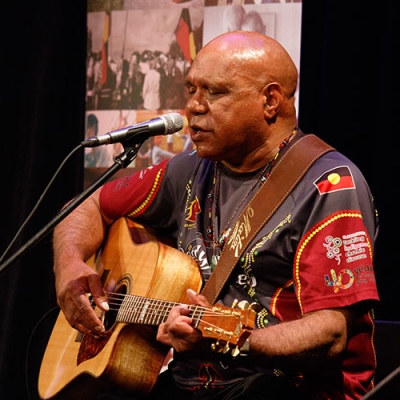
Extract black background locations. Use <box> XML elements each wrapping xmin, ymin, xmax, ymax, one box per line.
<box><xmin>0</xmin><ymin>1</ymin><xmax>398</xmax><ymax>399</ymax></box>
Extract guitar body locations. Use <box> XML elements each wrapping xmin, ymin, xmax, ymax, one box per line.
<box><xmin>38</xmin><ymin>218</ymin><xmax>202</xmax><ymax>399</ymax></box>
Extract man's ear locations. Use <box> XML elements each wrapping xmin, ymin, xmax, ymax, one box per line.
<box><xmin>263</xmin><ymin>82</ymin><xmax>282</xmax><ymax>119</ymax></box>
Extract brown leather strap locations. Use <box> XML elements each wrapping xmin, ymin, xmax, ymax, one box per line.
<box><xmin>201</xmin><ymin>134</ymin><xmax>334</xmax><ymax>303</ymax></box>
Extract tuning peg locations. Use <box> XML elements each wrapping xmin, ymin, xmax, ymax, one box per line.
<box><xmin>231</xmin><ymin>345</ymin><xmax>240</xmax><ymax>358</ymax></box>
<box><xmin>231</xmin><ymin>299</ymin><xmax>239</xmax><ymax>308</ymax></box>
<box><xmin>237</xmin><ymin>300</ymin><xmax>249</xmax><ymax>310</ymax></box>
<box><xmin>223</xmin><ymin>342</ymin><xmax>230</xmax><ymax>354</ymax></box>
<box><xmin>211</xmin><ymin>340</ymin><xmax>223</xmax><ymax>353</ymax></box>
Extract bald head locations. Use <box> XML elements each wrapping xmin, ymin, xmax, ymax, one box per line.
<box><xmin>199</xmin><ymin>31</ymin><xmax>298</xmax><ymax>98</ymax></box>
<box><xmin>185</xmin><ymin>30</ymin><xmax>299</xmax><ymax>168</ymax></box>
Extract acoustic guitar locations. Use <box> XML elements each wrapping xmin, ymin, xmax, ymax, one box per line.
<box><xmin>38</xmin><ymin>217</ymin><xmax>256</xmax><ymax>399</ymax></box>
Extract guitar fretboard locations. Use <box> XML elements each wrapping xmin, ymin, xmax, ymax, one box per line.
<box><xmin>116</xmin><ymin>294</ymin><xmax>204</xmax><ymax>327</ymax></box>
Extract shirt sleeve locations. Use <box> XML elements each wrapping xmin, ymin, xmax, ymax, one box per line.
<box><xmin>99</xmin><ymin>159</ymin><xmax>170</xmax><ymax>221</ymax></box>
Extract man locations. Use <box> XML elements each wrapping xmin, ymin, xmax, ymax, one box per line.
<box><xmin>84</xmin><ymin>113</ymin><xmax>115</xmax><ymax>168</ymax></box>
<box><xmin>53</xmin><ymin>31</ymin><xmax>379</xmax><ymax>399</ymax></box>
<box><xmin>142</xmin><ymin>58</ymin><xmax>161</xmax><ymax>111</ymax></box>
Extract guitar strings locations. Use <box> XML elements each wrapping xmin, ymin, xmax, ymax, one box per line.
<box><xmin>103</xmin><ymin>291</ymin><xmax>224</xmax><ymax>315</ymax></box>
<box><xmin>92</xmin><ymin>291</ymin><xmax>245</xmax><ymax>330</ymax></box>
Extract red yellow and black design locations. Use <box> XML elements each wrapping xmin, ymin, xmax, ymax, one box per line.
<box><xmin>175</xmin><ymin>8</ymin><xmax>196</xmax><ymax>65</ymax></box>
<box><xmin>314</xmin><ymin>166</ymin><xmax>355</xmax><ymax>195</ymax></box>
<box><xmin>186</xmin><ymin>196</ymin><xmax>201</xmax><ymax>223</ymax></box>
<box><xmin>101</xmin><ymin>10</ymin><xmax>111</xmax><ymax>86</ymax></box>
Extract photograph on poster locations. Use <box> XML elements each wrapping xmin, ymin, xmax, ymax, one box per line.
<box><xmin>124</xmin><ymin>0</ymin><xmax>205</xmax><ymax>10</ymax></box>
<box><xmin>84</xmin><ymin>109</ymin><xmax>138</xmax><ymax>168</ymax></box>
<box><xmin>86</xmin><ymin>6</ymin><xmax>203</xmax><ymax>111</ymax></box>
<box><xmin>207</xmin><ymin>0</ymin><xmax>302</xmax><ymax>5</ymax></box>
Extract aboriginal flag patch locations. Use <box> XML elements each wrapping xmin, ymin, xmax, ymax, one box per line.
<box><xmin>314</xmin><ymin>166</ymin><xmax>356</xmax><ymax>195</ymax></box>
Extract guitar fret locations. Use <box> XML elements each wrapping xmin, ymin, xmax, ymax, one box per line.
<box><xmin>132</xmin><ymin>296</ymin><xmax>140</xmax><ymax>323</ymax></box>
<box><xmin>146</xmin><ymin>298</ymin><xmax>158</xmax><ymax>324</ymax></box>
<box><xmin>156</xmin><ymin>301</ymin><xmax>166</xmax><ymax>325</ymax></box>
<box><xmin>158</xmin><ymin>300</ymin><xmax>174</xmax><ymax>325</ymax></box>
<box><xmin>132</xmin><ymin>296</ymin><xmax>142</xmax><ymax>323</ymax></box>
<box><xmin>150</xmin><ymin>299</ymin><xmax>161</xmax><ymax>325</ymax></box>
<box><xmin>117</xmin><ymin>294</ymin><xmax>136</xmax><ymax>323</ymax></box>
<box><xmin>145</xmin><ymin>299</ymin><xmax>154</xmax><ymax>325</ymax></box>
<box><xmin>139</xmin><ymin>297</ymin><xmax>150</xmax><ymax>323</ymax></box>
<box><xmin>189</xmin><ymin>305</ymin><xmax>204</xmax><ymax>329</ymax></box>
<box><xmin>148</xmin><ymin>299</ymin><xmax>158</xmax><ymax>325</ymax></box>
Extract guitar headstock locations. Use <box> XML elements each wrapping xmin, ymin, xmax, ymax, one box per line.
<box><xmin>192</xmin><ymin>303</ymin><xmax>257</xmax><ymax>358</ymax></box>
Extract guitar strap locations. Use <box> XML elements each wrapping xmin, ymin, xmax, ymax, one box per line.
<box><xmin>200</xmin><ymin>134</ymin><xmax>335</xmax><ymax>304</ymax></box>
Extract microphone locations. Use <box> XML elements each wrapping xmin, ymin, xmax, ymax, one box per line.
<box><xmin>81</xmin><ymin>113</ymin><xmax>184</xmax><ymax>147</ymax></box>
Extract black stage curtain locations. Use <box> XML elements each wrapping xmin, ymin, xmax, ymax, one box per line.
<box><xmin>0</xmin><ymin>1</ymin><xmax>398</xmax><ymax>399</ymax></box>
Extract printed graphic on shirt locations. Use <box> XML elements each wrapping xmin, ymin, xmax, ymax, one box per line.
<box><xmin>323</xmin><ymin>230</ymin><xmax>371</xmax><ymax>266</ymax></box>
<box><xmin>186</xmin><ymin>196</ymin><xmax>201</xmax><ymax>223</ymax></box>
<box><xmin>235</xmin><ymin>214</ymin><xmax>292</xmax><ymax>328</ymax></box>
<box><xmin>323</xmin><ymin>230</ymin><xmax>375</xmax><ymax>293</ymax></box>
<box><xmin>314</xmin><ymin>166</ymin><xmax>356</xmax><ymax>195</ymax></box>
<box><xmin>295</xmin><ymin>210</ymin><xmax>375</xmax><ymax>307</ymax></box>
<box><xmin>197</xmin><ymin>364</ymin><xmax>223</xmax><ymax>390</ymax></box>
<box><xmin>324</xmin><ymin>267</ymin><xmax>355</xmax><ymax>293</ymax></box>
<box><xmin>186</xmin><ymin>232</ymin><xmax>212</xmax><ymax>280</ymax></box>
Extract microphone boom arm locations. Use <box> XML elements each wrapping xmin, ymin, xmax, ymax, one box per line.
<box><xmin>0</xmin><ymin>141</ymin><xmax>142</xmax><ymax>275</ymax></box>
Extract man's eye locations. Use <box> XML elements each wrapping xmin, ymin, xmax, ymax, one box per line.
<box><xmin>208</xmin><ymin>87</ymin><xmax>225</xmax><ymax>96</ymax></box>
<box><xmin>209</xmin><ymin>91</ymin><xmax>223</xmax><ymax>97</ymax></box>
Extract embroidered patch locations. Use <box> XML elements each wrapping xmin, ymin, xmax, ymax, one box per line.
<box><xmin>313</xmin><ymin>165</ymin><xmax>355</xmax><ymax>194</ymax></box>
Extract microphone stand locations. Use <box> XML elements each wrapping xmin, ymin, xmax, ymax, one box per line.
<box><xmin>0</xmin><ymin>141</ymin><xmax>143</xmax><ymax>276</ymax></box>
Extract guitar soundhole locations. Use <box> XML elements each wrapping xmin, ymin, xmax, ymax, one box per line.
<box><xmin>103</xmin><ymin>282</ymin><xmax>127</xmax><ymax>331</ymax></box>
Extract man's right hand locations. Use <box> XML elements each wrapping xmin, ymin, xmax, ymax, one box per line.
<box><xmin>55</xmin><ymin>259</ymin><xmax>109</xmax><ymax>337</ymax></box>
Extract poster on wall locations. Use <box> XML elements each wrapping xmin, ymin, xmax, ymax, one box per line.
<box><xmin>84</xmin><ymin>0</ymin><xmax>302</xmax><ymax>188</ymax></box>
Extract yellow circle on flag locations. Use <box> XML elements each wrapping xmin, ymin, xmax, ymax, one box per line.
<box><xmin>328</xmin><ymin>173</ymin><xmax>341</xmax><ymax>185</ymax></box>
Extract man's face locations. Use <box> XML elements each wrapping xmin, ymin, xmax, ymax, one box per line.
<box><xmin>86</xmin><ymin>125</ymin><xmax>97</xmax><ymax>139</ymax></box>
<box><xmin>184</xmin><ymin>48</ymin><xmax>267</xmax><ymax>166</ymax></box>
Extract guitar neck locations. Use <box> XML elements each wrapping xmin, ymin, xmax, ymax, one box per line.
<box><xmin>115</xmin><ymin>294</ymin><xmax>204</xmax><ymax>327</ymax></box>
